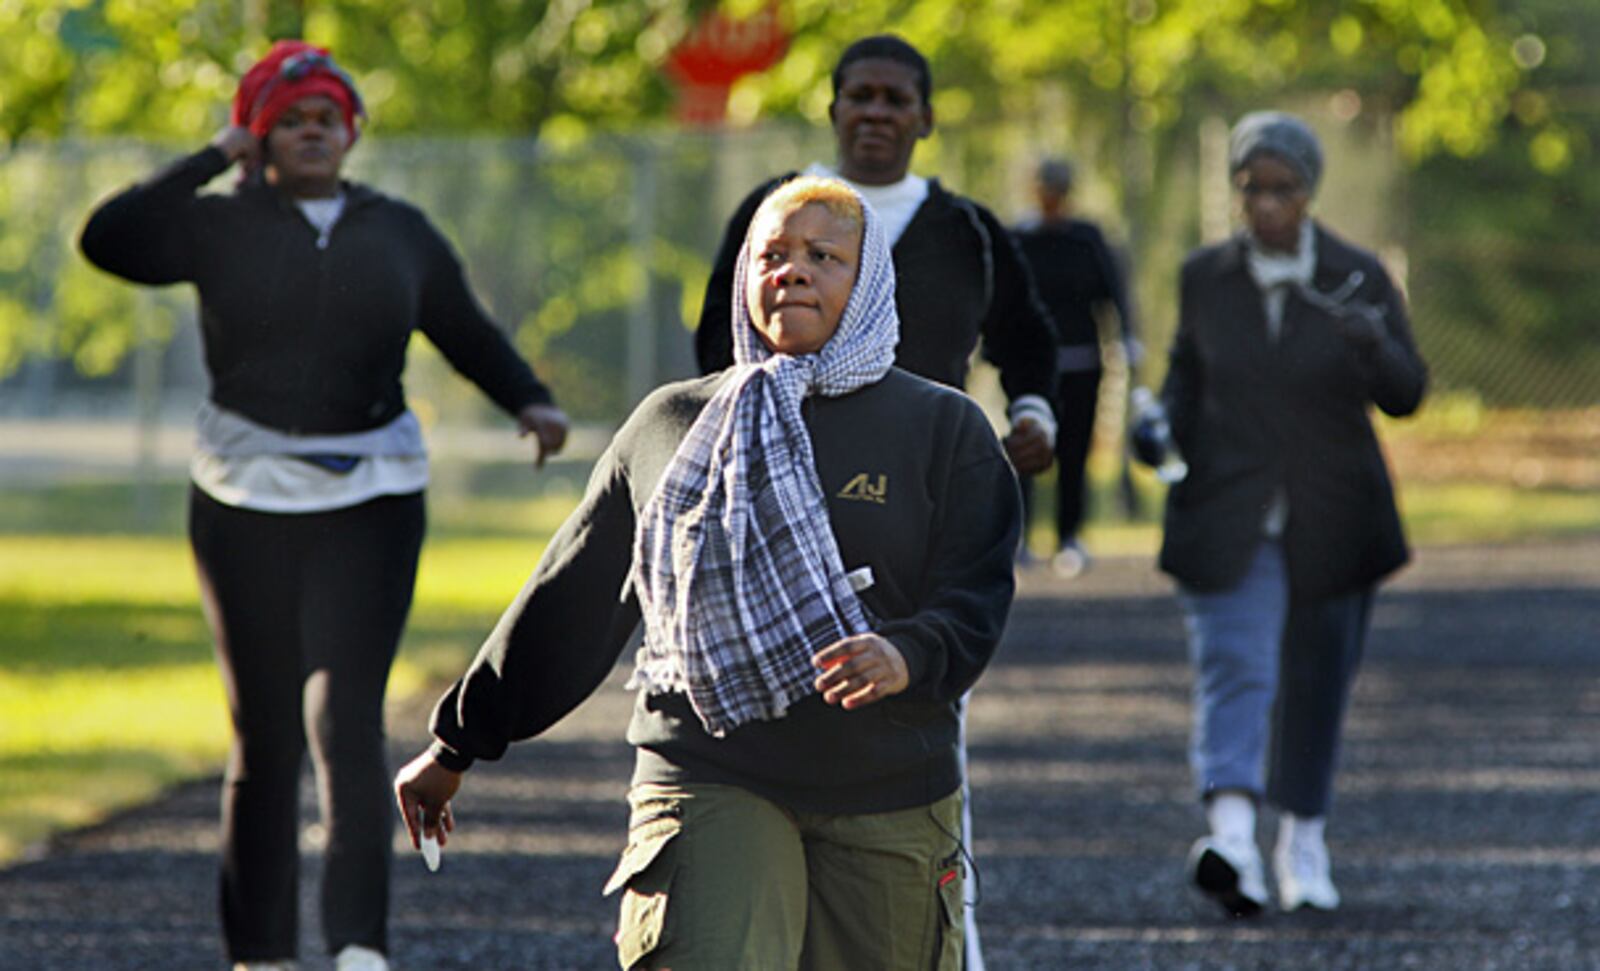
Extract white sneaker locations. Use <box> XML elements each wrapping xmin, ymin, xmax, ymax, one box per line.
<box><xmin>1051</xmin><ymin>540</ymin><xmax>1091</xmax><ymax>578</ymax></box>
<box><xmin>1275</xmin><ymin>829</ymin><xmax>1341</xmax><ymax>911</ymax></box>
<box><xmin>1187</xmin><ymin>835</ymin><xmax>1268</xmax><ymax>917</ymax></box>
<box><xmin>335</xmin><ymin>945</ymin><xmax>390</xmax><ymax>971</ymax></box>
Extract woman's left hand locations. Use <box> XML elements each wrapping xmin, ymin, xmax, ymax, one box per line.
<box><xmin>813</xmin><ymin>634</ymin><xmax>910</xmax><ymax>710</ymax></box>
<box><xmin>1330</xmin><ymin>301</ymin><xmax>1386</xmax><ymax>348</ymax></box>
<box><xmin>516</xmin><ymin>403</ymin><xmax>571</xmax><ymax>468</ymax></box>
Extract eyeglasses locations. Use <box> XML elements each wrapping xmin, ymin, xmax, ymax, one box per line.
<box><xmin>1236</xmin><ymin>180</ymin><xmax>1306</xmax><ymax>201</ymax></box>
<box><xmin>251</xmin><ymin>50</ymin><xmax>366</xmax><ymax>124</ymax></box>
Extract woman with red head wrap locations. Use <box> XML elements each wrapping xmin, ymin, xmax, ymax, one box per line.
<box><xmin>214</xmin><ymin>40</ymin><xmax>366</xmax><ymax>195</ymax></box>
<box><xmin>233</xmin><ymin>41</ymin><xmax>365</xmax><ymax>143</ymax></box>
<box><xmin>79</xmin><ymin>41</ymin><xmax>571</xmax><ymax>971</ymax></box>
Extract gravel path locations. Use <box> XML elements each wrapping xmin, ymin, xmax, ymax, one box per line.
<box><xmin>3</xmin><ymin>537</ymin><xmax>1597</xmax><ymax>970</ymax></box>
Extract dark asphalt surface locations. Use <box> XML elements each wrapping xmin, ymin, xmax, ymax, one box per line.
<box><xmin>3</xmin><ymin>537</ymin><xmax>1597</xmax><ymax>970</ymax></box>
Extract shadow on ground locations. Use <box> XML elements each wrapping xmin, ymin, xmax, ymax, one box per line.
<box><xmin>2</xmin><ymin>539</ymin><xmax>1597</xmax><ymax>970</ymax></box>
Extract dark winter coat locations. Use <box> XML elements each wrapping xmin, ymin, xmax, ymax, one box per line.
<box><xmin>1158</xmin><ymin>224</ymin><xmax>1427</xmax><ymax>599</ymax></box>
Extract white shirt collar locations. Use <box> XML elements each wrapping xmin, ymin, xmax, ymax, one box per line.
<box><xmin>805</xmin><ymin>163</ymin><xmax>929</xmax><ymax>245</ymax></box>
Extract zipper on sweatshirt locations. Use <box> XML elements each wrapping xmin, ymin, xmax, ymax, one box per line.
<box><xmin>294</xmin><ymin>194</ymin><xmax>346</xmax><ymax>250</ymax></box>
<box><xmin>297</xmin><ymin>197</ymin><xmax>352</xmax><ymax>333</ymax></box>
<box><xmin>311</xmin><ymin>229</ymin><xmax>334</xmax><ymax>342</ymax></box>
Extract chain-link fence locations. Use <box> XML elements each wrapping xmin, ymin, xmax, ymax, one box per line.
<box><xmin>1</xmin><ymin>117</ymin><xmax>1593</xmax><ymax>503</ymax></box>
<box><xmin>1407</xmin><ymin>231</ymin><xmax>1600</xmax><ymax>409</ymax></box>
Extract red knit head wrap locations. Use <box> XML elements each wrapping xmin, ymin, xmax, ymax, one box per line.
<box><xmin>231</xmin><ymin>40</ymin><xmax>364</xmax><ymax>143</ymax></box>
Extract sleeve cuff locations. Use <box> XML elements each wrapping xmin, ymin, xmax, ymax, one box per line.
<box><xmin>514</xmin><ymin>384</ymin><xmax>556</xmax><ymax>412</ymax></box>
<box><xmin>1008</xmin><ymin>394</ymin><xmax>1058</xmax><ymax>449</ymax></box>
<box><xmin>428</xmin><ymin>739</ymin><xmax>475</xmax><ymax>773</ymax></box>
<box><xmin>883</xmin><ymin>631</ymin><xmax>931</xmax><ymax>691</ymax></box>
<box><xmin>1122</xmin><ymin>338</ymin><xmax>1145</xmax><ymax>368</ymax></box>
<box><xmin>185</xmin><ymin>145</ymin><xmax>233</xmax><ymax>183</ymax></box>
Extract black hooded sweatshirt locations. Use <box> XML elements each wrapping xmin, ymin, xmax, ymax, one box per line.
<box><xmin>80</xmin><ymin>146</ymin><xmax>551</xmax><ymax>435</ymax></box>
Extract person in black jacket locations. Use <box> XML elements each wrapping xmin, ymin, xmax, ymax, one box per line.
<box><xmin>692</xmin><ymin>35</ymin><xmax>1059</xmax><ymax>480</ymax></box>
<box><xmin>1013</xmin><ymin>157</ymin><xmax>1141</xmax><ymax>576</ymax></box>
<box><xmin>1136</xmin><ymin>111</ymin><xmax>1426</xmax><ymax>917</ymax></box>
<box><xmin>395</xmin><ymin>176</ymin><xmax>1019</xmax><ymax>970</ymax></box>
<box><xmin>78</xmin><ymin>41</ymin><xmax>569</xmax><ymax>971</ymax></box>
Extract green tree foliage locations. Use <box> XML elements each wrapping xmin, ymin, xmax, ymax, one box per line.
<box><xmin>2</xmin><ymin>0</ymin><xmax>716</xmax><ymax>144</ymax></box>
<box><xmin>1</xmin><ymin>0</ymin><xmax>1554</xmax><ymax>172</ymax></box>
<box><xmin>0</xmin><ymin>0</ymin><xmax>713</xmax><ymax>383</ymax></box>
<box><xmin>1403</xmin><ymin>0</ymin><xmax>1597</xmax><ymax>405</ymax></box>
<box><xmin>0</xmin><ymin>0</ymin><xmax>1576</xmax><ymax>397</ymax></box>
<box><xmin>722</xmin><ymin>0</ymin><xmax>1542</xmax><ymax>163</ymax></box>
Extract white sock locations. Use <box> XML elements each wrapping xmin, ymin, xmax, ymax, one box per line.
<box><xmin>1279</xmin><ymin>813</ymin><xmax>1327</xmax><ymax>851</ymax></box>
<box><xmin>1206</xmin><ymin>792</ymin><xmax>1256</xmax><ymax>845</ymax></box>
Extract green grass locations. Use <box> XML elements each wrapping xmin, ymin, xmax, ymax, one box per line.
<box><xmin>1023</xmin><ymin>454</ymin><xmax>1600</xmax><ymax>557</ymax></box>
<box><xmin>2</xmin><ymin>453</ymin><xmax>1596</xmax><ymax>865</ymax></box>
<box><xmin>1398</xmin><ymin>481</ymin><xmax>1600</xmax><ymax>545</ymax></box>
<box><xmin>0</xmin><ymin>536</ymin><xmax>224</xmax><ymax>860</ymax></box>
<box><xmin>0</xmin><ymin>486</ymin><xmax>570</xmax><ymax>864</ymax></box>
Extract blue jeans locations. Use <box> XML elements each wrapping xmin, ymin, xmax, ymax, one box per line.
<box><xmin>1180</xmin><ymin>540</ymin><xmax>1373</xmax><ymax>817</ymax></box>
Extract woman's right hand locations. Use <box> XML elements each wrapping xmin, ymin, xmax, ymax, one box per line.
<box><xmin>394</xmin><ymin>750</ymin><xmax>462</xmax><ymax>850</ymax></box>
<box><xmin>210</xmin><ymin>125</ymin><xmax>259</xmax><ymax>168</ymax></box>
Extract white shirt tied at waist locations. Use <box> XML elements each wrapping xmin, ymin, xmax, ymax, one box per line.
<box><xmin>191</xmin><ymin>400</ymin><xmax>429</xmax><ymax>514</ymax></box>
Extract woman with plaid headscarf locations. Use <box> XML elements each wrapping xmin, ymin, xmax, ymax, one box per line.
<box><xmin>396</xmin><ymin>176</ymin><xmax>1022</xmax><ymax>970</ymax></box>
<box><xmin>80</xmin><ymin>41</ymin><xmax>569</xmax><ymax>971</ymax></box>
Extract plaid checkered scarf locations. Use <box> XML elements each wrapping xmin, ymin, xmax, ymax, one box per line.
<box><xmin>629</xmin><ymin>189</ymin><xmax>900</xmax><ymax>736</ymax></box>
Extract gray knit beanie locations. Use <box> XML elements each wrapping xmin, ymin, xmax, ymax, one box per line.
<box><xmin>1036</xmin><ymin>157</ymin><xmax>1075</xmax><ymax>193</ymax></box>
<box><xmin>1229</xmin><ymin>111</ymin><xmax>1323</xmax><ymax>193</ymax></box>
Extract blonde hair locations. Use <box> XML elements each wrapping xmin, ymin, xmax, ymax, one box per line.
<box><xmin>751</xmin><ymin>175</ymin><xmax>864</xmax><ymax>235</ymax></box>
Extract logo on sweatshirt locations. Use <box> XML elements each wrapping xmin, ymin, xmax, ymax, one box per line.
<box><xmin>837</xmin><ymin>473</ymin><xmax>888</xmax><ymax>504</ymax></box>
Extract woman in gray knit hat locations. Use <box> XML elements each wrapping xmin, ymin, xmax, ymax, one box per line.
<box><xmin>1134</xmin><ymin>110</ymin><xmax>1428</xmax><ymax>916</ymax></box>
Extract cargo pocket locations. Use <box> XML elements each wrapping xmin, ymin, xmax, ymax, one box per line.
<box><xmin>930</xmin><ymin>861</ymin><xmax>964</xmax><ymax>971</ymax></box>
<box><xmin>606</xmin><ymin>800</ymin><xmax>683</xmax><ymax>970</ymax></box>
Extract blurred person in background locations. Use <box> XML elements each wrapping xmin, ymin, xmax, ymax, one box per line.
<box><xmin>1134</xmin><ymin>111</ymin><xmax>1426</xmax><ymax>917</ymax></box>
<box><xmin>690</xmin><ymin>36</ymin><xmax>1058</xmax><ymax>968</ymax></box>
<box><xmin>693</xmin><ymin>34</ymin><xmax>1059</xmax><ymax>481</ymax></box>
<box><xmin>79</xmin><ymin>40</ymin><xmax>569</xmax><ymax>971</ymax></box>
<box><xmin>395</xmin><ymin>176</ymin><xmax>1020</xmax><ymax>971</ymax></box>
<box><xmin>1012</xmin><ymin>157</ymin><xmax>1140</xmax><ymax>577</ymax></box>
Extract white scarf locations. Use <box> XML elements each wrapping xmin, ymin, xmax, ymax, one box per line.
<box><xmin>1245</xmin><ymin>219</ymin><xmax>1316</xmax><ymax>536</ymax></box>
<box><xmin>628</xmin><ymin>191</ymin><xmax>900</xmax><ymax>736</ymax></box>
<box><xmin>1246</xmin><ymin>220</ymin><xmax>1316</xmax><ymax>340</ymax></box>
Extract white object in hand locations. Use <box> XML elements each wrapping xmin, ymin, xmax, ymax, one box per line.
<box><xmin>420</xmin><ymin>833</ymin><xmax>441</xmax><ymax>872</ymax></box>
<box><xmin>1130</xmin><ymin>387</ymin><xmax>1189</xmax><ymax>484</ymax></box>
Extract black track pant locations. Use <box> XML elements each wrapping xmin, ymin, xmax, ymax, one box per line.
<box><xmin>1020</xmin><ymin>369</ymin><xmax>1103</xmax><ymax>547</ymax></box>
<box><xmin>189</xmin><ymin>487</ymin><xmax>425</xmax><ymax>962</ymax></box>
